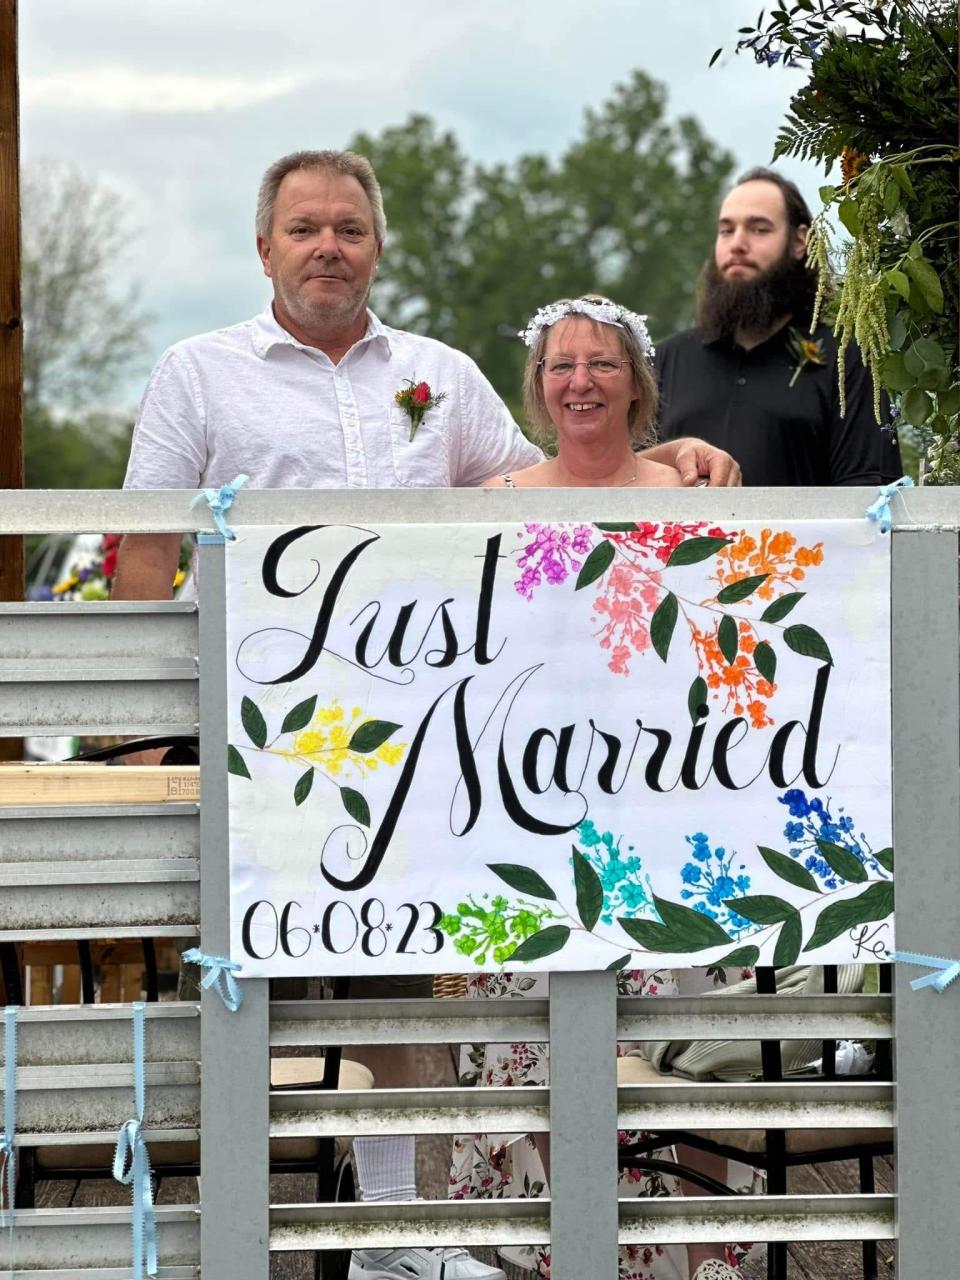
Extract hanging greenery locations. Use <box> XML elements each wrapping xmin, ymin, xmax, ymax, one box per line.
<box><xmin>715</xmin><ymin>1</ymin><xmax>959</xmax><ymax>482</ymax></box>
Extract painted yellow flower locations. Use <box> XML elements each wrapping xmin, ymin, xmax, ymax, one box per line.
<box><xmin>289</xmin><ymin>700</ymin><xmax>407</xmax><ymax>778</ymax></box>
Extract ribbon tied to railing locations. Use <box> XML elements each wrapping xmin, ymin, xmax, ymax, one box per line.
<box><xmin>890</xmin><ymin>950</ymin><xmax>960</xmax><ymax>993</ymax></box>
<box><xmin>191</xmin><ymin>473</ymin><xmax>248</xmax><ymax>543</ymax></box>
<box><xmin>181</xmin><ymin>948</ymin><xmax>244</xmax><ymax>1012</ymax></box>
<box><xmin>112</xmin><ymin>1001</ymin><xmax>158</xmax><ymax>1279</ymax></box>
<box><xmin>1</xmin><ymin>1005</ymin><xmax>17</xmax><ymax>1247</ymax></box>
<box><xmin>865</xmin><ymin>474</ymin><xmax>914</xmax><ymax>534</ymax></box>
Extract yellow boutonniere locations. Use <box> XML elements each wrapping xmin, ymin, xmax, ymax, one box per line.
<box><xmin>787</xmin><ymin>328</ymin><xmax>825</xmax><ymax>387</ymax></box>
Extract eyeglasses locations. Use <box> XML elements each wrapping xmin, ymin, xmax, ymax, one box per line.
<box><xmin>538</xmin><ymin>358</ymin><xmax>630</xmax><ymax>378</ymax></box>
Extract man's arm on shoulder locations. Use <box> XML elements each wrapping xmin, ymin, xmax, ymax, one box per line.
<box><xmin>830</xmin><ymin>340</ymin><xmax>903</xmax><ymax>485</ymax></box>
<box><xmin>111</xmin><ymin>534</ymin><xmax>182</xmax><ymax>601</ymax></box>
<box><xmin>639</xmin><ymin>438</ymin><xmax>742</xmax><ymax>487</ymax></box>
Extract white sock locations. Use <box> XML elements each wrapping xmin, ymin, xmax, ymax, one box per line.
<box><xmin>353</xmin><ymin>1135</ymin><xmax>417</xmax><ymax>1203</ymax></box>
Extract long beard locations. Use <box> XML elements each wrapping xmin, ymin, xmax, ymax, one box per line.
<box><xmin>696</xmin><ymin>250</ymin><xmax>815</xmax><ymax>339</ymax></box>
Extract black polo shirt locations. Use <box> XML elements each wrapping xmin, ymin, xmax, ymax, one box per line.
<box><xmin>655</xmin><ymin>322</ymin><xmax>902</xmax><ymax>486</ymax></box>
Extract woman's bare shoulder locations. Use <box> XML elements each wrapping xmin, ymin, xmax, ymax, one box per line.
<box><xmin>635</xmin><ymin>458</ymin><xmax>685</xmax><ymax>488</ymax></box>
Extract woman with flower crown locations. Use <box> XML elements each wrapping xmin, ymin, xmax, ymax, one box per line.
<box><xmin>482</xmin><ymin>294</ymin><xmax>684</xmax><ymax>492</ymax></box>
<box><xmin>448</xmin><ymin>296</ymin><xmax>757</xmax><ymax>1280</ymax></box>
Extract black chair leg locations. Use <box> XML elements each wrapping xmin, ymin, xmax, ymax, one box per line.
<box><xmin>77</xmin><ymin>941</ymin><xmax>96</xmax><ymax>1003</ymax></box>
<box><xmin>859</xmin><ymin>1154</ymin><xmax>878</xmax><ymax>1280</ymax></box>
<box><xmin>766</xmin><ymin>1129</ymin><xmax>788</xmax><ymax>1280</ymax></box>
<box><xmin>0</xmin><ymin>942</ymin><xmax>24</xmax><ymax>1005</ymax></box>
<box><xmin>142</xmin><ymin>938</ymin><xmax>160</xmax><ymax>1002</ymax></box>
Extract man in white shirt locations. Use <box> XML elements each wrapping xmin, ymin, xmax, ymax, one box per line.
<box><xmin>114</xmin><ymin>148</ymin><xmax>737</xmax><ymax>601</ymax></box>
<box><xmin>113</xmin><ymin>148</ymin><xmax>739</xmax><ymax>1280</ymax></box>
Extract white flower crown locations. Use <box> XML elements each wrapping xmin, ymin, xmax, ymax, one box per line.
<box><xmin>519</xmin><ymin>297</ymin><xmax>655</xmax><ymax>360</ymax></box>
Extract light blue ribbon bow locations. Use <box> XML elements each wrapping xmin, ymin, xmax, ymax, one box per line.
<box><xmin>865</xmin><ymin>475</ymin><xmax>914</xmax><ymax>534</ymax></box>
<box><xmin>1</xmin><ymin>1005</ymin><xmax>16</xmax><ymax>1242</ymax></box>
<box><xmin>112</xmin><ymin>1002</ymin><xmax>158</xmax><ymax>1279</ymax></box>
<box><xmin>181</xmin><ymin>949</ymin><xmax>244</xmax><ymax>1012</ymax></box>
<box><xmin>190</xmin><ymin>473</ymin><xmax>248</xmax><ymax>542</ymax></box>
<box><xmin>890</xmin><ymin>950</ymin><xmax>960</xmax><ymax>993</ymax></box>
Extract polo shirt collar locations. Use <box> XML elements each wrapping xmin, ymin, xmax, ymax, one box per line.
<box><xmin>699</xmin><ymin>320</ymin><xmax>793</xmax><ymax>355</ymax></box>
<box><xmin>251</xmin><ymin>304</ymin><xmax>392</xmax><ymax>359</ymax></box>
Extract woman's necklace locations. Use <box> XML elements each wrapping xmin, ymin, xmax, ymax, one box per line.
<box><xmin>555</xmin><ymin>459</ymin><xmax>638</xmax><ymax>487</ymax></box>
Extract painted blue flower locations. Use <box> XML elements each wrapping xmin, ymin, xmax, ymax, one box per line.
<box><xmin>783</xmin><ymin>789</ymin><xmax>888</xmax><ymax>885</ymax></box>
<box><xmin>577</xmin><ymin>821</ymin><xmax>650</xmax><ymax>924</ymax></box>
<box><xmin>676</xmin><ymin>832</ymin><xmax>752</xmax><ymax>938</ymax></box>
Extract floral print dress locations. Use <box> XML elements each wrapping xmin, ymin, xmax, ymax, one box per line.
<box><xmin>449</xmin><ymin>967</ymin><xmax>760</xmax><ymax>1280</ymax></box>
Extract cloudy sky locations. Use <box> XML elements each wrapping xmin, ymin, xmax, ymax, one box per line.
<box><xmin>19</xmin><ymin>0</ymin><xmax>828</xmax><ymax>408</ymax></box>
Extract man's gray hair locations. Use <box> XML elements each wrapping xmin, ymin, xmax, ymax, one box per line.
<box><xmin>255</xmin><ymin>149</ymin><xmax>387</xmax><ymax>243</ymax></box>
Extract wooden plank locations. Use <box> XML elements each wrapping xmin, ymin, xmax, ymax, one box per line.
<box><xmin>0</xmin><ymin>0</ymin><xmax>23</xmax><ymax>766</ymax></box>
<box><xmin>0</xmin><ymin>762</ymin><xmax>200</xmax><ymax>805</ymax></box>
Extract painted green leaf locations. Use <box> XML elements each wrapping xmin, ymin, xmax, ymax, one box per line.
<box><xmin>688</xmin><ymin>676</ymin><xmax>709</xmax><ymax>724</ymax></box>
<box><xmin>774</xmin><ymin>912</ymin><xmax>803</xmax><ymax>966</ymax></box>
<box><xmin>572</xmin><ymin>846</ymin><xmax>603</xmax><ymax>932</ymax></box>
<box><xmin>227</xmin><ymin>744</ymin><xmax>251</xmax><ymax>779</ymax></box>
<box><xmin>294</xmin><ymin>767</ymin><xmax>314</xmax><ymax>807</ymax></box>
<box><xmin>618</xmin><ymin>917</ymin><xmax>677</xmax><ymax>950</ymax></box>
<box><xmin>650</xmin><ymin>592</ymin><xmax>678</xmax><ymax>663</ymax></box>
<box><xmin>760</xmin><ymin>591</ymin><xmax>805</xmax><ymax>623</ymax></box>
<box><xmin>874</xmin><ymin>847</ymin><xmax>894</xmax><ymax>873</ymax></box>
<box><xmin>783</xmin><ymin>624</ymin><xmax>833</xmax><ymax>665</ymax></box>
<box><xmin>753</xmin><ymin>641</ymin><xmax>777</xmax><ymax>684</ymax></box>
<box><xmin>348</xmin><ymin>719</ymin><xmax>402</xmax><ymax>753</ymax></box>
<box><xmin>241</xmin><ymin>696</ymin><xmax>267</xmax><ymax>749</ymax></box>
<box><xmin>594</xmin><ymin>522</ymin><xmax>637</xmax><ymax>533</ymax></box>
<box><xmin>341</xmin><ymin>786</ymin><xmax>370</xmax><ymax>827</ymax></box>
<box><xmin>281</xmin><ymin>695</ymin><xmax>318</xmax><ymax>735</ymax></box>
<box><xmin>724</xmin><ymin>894</ymin><xmax>797</xmax><ymax>925</ymax></box>
<box><xmin>653</xmin><ymin>896</ymin><xmax>733</xmax><ymax>948</ymax></box>
<box><xmin>575</xmin><ymin>540</ymin><xmax>615</xmax><ymax>590</ymax></box>
<box><xmin>666</xmin><ymin>535</ymin><xmax>732</xmax><ymax>568</ymax></box>
<box><xmin>718</xmin><ymin>614</ymin><xmax>739</xmax><ymax>666</ymax></box>
<box><xmin>759</xmin><ymin>845</ymin><xmax>821</xmax><ymax>894</ymax></box>
<box><xmin>714</xmin><ymin>945</ymin><xmax>760</xmax><ymax>968</ymax></box>
<box><xmin>507</xmin><ymin>925</ymin><xmax>570</xmax><ymax>963</ymax></box>
<box><xmin>815</xmin><ymin>839</ymin><xmax>867</xmax><ymax>883</ymax></box>
<box><xmin>606</xmin><ymin>952</ymin><xmax>634</xmax><ymax>971</ymax></box>
<box><xmin>804</xmin><ymin>881</ymin><xmax>894</xmax><ymax>953</ymax></box>
<box><xmin>488</xmin><ymin>863</ymin><xmax>557</xmax><ymax>900</ymax></box>
<box><xmin>717</xmin><ymin>573</ymin><xmax>769</xmax><ymax>604</ymax></box>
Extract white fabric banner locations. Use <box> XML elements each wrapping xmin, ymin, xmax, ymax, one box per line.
<box><xmin>224</xmin><ymin>518</ymin><xmax>892</xmax><ymax>977</ymax></box>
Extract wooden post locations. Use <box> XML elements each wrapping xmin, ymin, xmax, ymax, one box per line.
<box><xmin>0</xmin><ymin>0</ymin><xmax>23</xmax><ymax>763</ymax></box>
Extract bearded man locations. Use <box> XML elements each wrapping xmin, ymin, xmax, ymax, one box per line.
<box><xmin>655</xmin><ymin>166</ymin><xmax>902</xmax><ymax>486</ymax></box>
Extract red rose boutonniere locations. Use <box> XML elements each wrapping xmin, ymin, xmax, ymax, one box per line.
<box><xmin>394</xmin><ymin>377</ymin><xmax>447</xmax><ymax>441</ymax></box>
<box><xmin>787</xmin><ymin>328</ymin><xmax>825</xmax><ymax>387</ymax></box>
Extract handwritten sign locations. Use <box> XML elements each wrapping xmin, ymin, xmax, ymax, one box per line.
<box><xmin>224</xmin><ymin>519</ymin><xmax>892</xmax><ymax>977</ymax></box>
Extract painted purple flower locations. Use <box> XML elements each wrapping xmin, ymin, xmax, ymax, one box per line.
<box><xmin>513</xmin><ymin>523</ymin><xmax>595</xmax><ymax>599</ymax></box>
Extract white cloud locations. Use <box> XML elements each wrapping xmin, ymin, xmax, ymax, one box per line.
<box><xmin>23</xmin><ymin>69</ymin><xmax>312</xmax><ymax>114</ymax></box>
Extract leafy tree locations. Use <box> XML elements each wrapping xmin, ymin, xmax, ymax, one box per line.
<box><xmin>720</xmin><ymin>1</ymin><xmax>958</xmax><ymax>482</ymax></box>
<box><xmin>21</xmin><ymin>161</ymin><xmax>151</xmax><ymax>413</ymax></box>
<box><xmin>24</xmin><ymin>405</ymin><xmax>133</xmax><ymax>489</ymax></box>
<box><xmin>351</xmin><ymin>72</ymin><xmax>735</xmax><ymax>407</ymax></box>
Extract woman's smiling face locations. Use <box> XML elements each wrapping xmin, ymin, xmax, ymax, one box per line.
<box><xmin>541</xmin><ymin>317</ymin><xmax>638</xmax><ymax>440</ymax></box>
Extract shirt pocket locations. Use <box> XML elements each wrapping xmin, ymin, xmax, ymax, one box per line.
<box><xmin>388</xmin><ymin>404</ymin><xmax>452</xmax><ymax>487</ymax></box>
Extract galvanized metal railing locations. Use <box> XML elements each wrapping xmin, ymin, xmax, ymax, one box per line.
<box><xmin>1</xmin><ymin>486</ymin><xmax>958</xmax><ymax>1279</ymax></box>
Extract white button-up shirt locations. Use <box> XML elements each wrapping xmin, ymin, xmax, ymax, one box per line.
<box><xmin>124</xmin><ymin>306</ymin><xmax>540</xmax><ymax>491</ymax></box>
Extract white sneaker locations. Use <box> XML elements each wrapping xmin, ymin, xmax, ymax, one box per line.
<box><xmin>348</xmin><ymin>1247</ymin><xmax>506</xmax><ymax>1280</ymax></box>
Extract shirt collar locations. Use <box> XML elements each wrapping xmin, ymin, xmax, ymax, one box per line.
<box><xmin>251</xmin><ymin>304</ymin><xmax>392</xmax><ymax>359</ymax></box>
<box><xmin>699</xmin><ymin>319</ymin><xmax>794</xmax><ymax>354</ymax></box>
